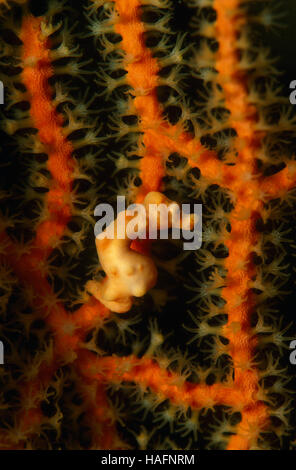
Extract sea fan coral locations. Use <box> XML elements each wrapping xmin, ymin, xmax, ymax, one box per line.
<box><xmin>0</xmin><ymin>0</ymin><xmax>296</xmax><ymax>451</ymax></box>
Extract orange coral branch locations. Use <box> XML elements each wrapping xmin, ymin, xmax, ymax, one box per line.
<box><xmin>0</xmin><ymin>15</ymin><xmax>118</xmax><ymax>449</ymax></box>
<box><xmin>113</xmin><ymin>0</ymin><xmax>165</xmax><ymax>201</ymax></box>
<box><xmin>20</xmin><ymin>15</ymin><xmax>75</xmax><ymax>252</ymax></box>
<box><xmin>0</xmin><ymin>229</ymin><xmax>118</xmax><ymax>448</ymax></box>
<box><xmin>77</xmin><ymin>351</ymin><xmax>266</xmax><ymax>410</ymax></box>
<box><xmin>214</xmin><ymin>0</ymin><xmax>269</xmax><ymax>449</ymax></box>
<box><xmin>113</xmin><ymin>0</ymin><xmax>224</xmax><ymax>201</ymax></box>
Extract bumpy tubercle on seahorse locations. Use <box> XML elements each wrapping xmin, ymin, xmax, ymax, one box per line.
<box><xmin>86</xmin><ymin>191</ymin><xmax>196</xmax><ymax>313</ymax></box>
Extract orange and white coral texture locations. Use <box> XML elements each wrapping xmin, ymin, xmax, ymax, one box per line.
<box><xmin>0</xmin><ymin>0</ymin><xmax>296</xmax><ymax>450</ymax></box>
